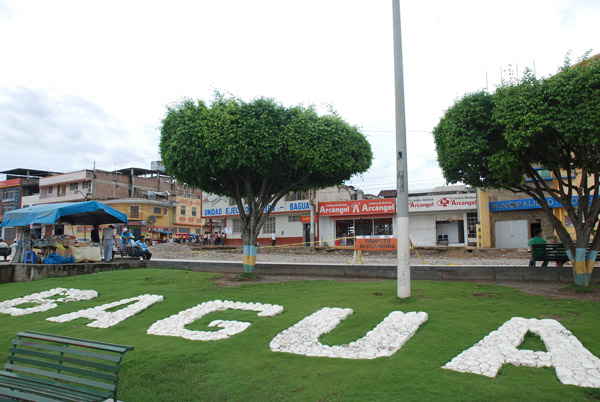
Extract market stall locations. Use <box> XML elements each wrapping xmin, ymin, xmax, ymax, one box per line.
<box><xmin>1</xmin><ymin>201</ymin><xmax>128</xmax><ymax>263</ymax></box>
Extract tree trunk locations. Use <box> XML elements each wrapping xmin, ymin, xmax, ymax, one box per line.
<box><xmin>241</xmin><ymin>226</ymin><xmax>259</xmax><ymax>273</ymax></box>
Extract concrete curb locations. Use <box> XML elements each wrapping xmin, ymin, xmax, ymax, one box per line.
<box><xmin>146</xmin><ymin>259</ymin><xmax>598</xmax><ymax>283</ymax></box>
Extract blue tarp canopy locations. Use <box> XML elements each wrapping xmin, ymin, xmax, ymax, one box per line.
<box><xmin>1</xmin><ymin>201</ymin><xmax>128</xmax><ymax>227</ymax></box>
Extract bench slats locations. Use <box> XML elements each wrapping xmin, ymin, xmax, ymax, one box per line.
<box><xmin>17</xmin><ymin>332</ymin><xmax>133</xmax><ymax>354</ymax></box>
<box><xmin>1</xmin><ymin>332</ymin><xmax>133</xmax><ymax>402</ymax></box>
<box><xmin>7</xmin><ymin>355</ymin><xmax>118</xmax><ymax>382</ymax></box>
<box><xmin>12</xmin><ymin>339</ymin><xmax>122</xmax><ymax>363</ymax></box>
<box><xmin>4</xmin><ymin>364</ymin><xmax>115</xmax><ymax>392</ymax></box>
<box><xmin>9</xmin><ymin>347</ymin><xmax>119</xmax><ymax>373</ymax></box>
<box><xmin>0</xmin><ymin>373</ymin><xmax>105</xmax><ymax>402</ymax></box>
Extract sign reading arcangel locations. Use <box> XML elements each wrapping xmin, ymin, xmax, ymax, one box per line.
<box><xmin>1</xmin><ymin>289</ymin><xmax>599</xmax><ymax>388</ymax></box>
<box><xmin>318</xmin><ymin>199</ymin><xmax>396</xmax><ymax>216</ymax></box>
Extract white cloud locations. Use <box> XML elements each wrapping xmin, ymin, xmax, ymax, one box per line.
<box><xmin>0</xmin><ymin>0</ymin><xmax>598</xmax><ymax>192</ymax></box>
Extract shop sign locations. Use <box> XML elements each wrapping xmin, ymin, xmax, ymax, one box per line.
<box><xmin>409</xmin><ymin>193</ymin><xmax>476</xmax><ymax>212</ymax></box>
<box><xmin>355</xmin><ymin>236</ymin><xmax>397</xmax><ymax>251</ymax></box>
<box><xmin>318</xmin><ymin>199</ymin><xmax>395</xmax><ymax>216</ymax></box>
<box><xmin>299</xmin><ymin>215</ymin><xmax>318</xmax><ymax>223</ymax></box>
<box><xmin>0</xmin><ymin>178</ymin><xmax>21</xmax><ymax>188</ymax></box>
<box><xmin>489</xmin><ymin>196</ymin><xmax>595</xmax><ymax>212</ymax></box>
<box><xmin>203</xmin><ymin>199</ymin><xmax>310</xmax><ymax>217</ymax></box>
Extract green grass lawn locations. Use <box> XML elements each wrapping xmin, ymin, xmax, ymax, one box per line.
<box><xmin>0</xmin><ymin>268</ymin><xmax>599</xmax><ymax>401</ymax></box>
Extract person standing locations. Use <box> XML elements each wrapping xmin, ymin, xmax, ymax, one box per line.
<box><xmin>90</xmin><ymin>224</ymin><xmax>100</xmax><ymax>244</ymax></box>
<box><xmin>220</xmin><ymin>231</ymin><xmax>226</xmax><ymax>246</ymax></box>
<box><xmin>102</xmin><ymin>225</ymin><xmax>116</xmax><ymax>262</ymax></box>
<box><xmin>528</xmin><ymin>228</ymin><xmax>548</xmax><ymax>267</ymax></box>
<box><xmin>271</xmin><ymin>231</ymin><xmax>276</xmax><ymax>246</ymax></box>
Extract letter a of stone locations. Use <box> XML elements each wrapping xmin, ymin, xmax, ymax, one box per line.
<box><xmin>270</xmin><ymin>308</ymin><xmax>428</xmax><ymax>359</ymax></box>
<box><xmin>47</xmin><ymin>295</ymin><xmax>164</xmax><ymax>328</ymax></box>
<box><xmin>443</xmin><ymin>317</ymin><xmax>600</xmax><ymax>388</ymax></box>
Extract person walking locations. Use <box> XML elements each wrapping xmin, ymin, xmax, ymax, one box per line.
<box><xmin>102</xmin><ymin>225</ymin><xmax>116</xmax><ymax>262</ymax></box>
<box><xmin>528</xmin><ymin>228</ymin><xmax>549</xmax><ymax>267</ymax></box>
<box><xmin>271</xmin><ymin>231</ymin><xmax>276</xmax><ymax>246</ymax></box>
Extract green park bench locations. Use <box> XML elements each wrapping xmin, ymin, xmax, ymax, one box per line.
<box><xmin>531</xmin><ymin>243</ymin><xmax>599</xmax><ymax>267</ymax></box>
<box><xmin>0</xmin><ymin>331</ymin><xmax>133</xmax><ymax>402</ymax></box>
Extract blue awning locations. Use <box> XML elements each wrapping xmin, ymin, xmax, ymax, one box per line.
<box><xmin>1</xmin><ymin>201</ymin><xmax>128</xmax><ymax>227</ymax></box>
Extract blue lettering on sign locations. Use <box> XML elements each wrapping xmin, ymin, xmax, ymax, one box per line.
<box><xmin>204</xmin><ymin>208</ymin><xmax>223</xmax><ymax>216</ymax></box>
<box><xmin>488</xmin><ymin>196</ymin><xmax>595</xmax><ymax>211</ymax></box>
<box><xmin>290</xmin><ymin>201</ymin><xmax>310</xmax><ymax>211</ymax></box>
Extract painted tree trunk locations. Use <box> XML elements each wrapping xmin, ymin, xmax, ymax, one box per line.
<box><xmin>567</xmin><ymin>248</ymin><xmax>596</xmax><ymax>286</ymax></box>
<box><xmin>242</xmin><ymin>245</ymin><xmax>259</xmax><ymax>273</ymax></box>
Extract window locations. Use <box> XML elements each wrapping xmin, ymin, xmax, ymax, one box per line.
<box><xmin>2</xmin><ymin>189</ymin><xmax>17</xmax><ymax>200</ymax></box>
<box><xmin>180</xmin><ymin>205</ymin><xmax>186</xmax><ymax>215</ymax></box>
<box><xmin>288</xmin><ymin>216</ymin><xmax>301</xmax><ymax>223</ymax></box>
<box><xmin>82</xmin><ymin>181</ymin><xmax>91</xmax><ymax>189</ymax></box>
<box><xmin>262</xmin><ymin>217</ymin><xmax>275</xmax><ymax>234</ymax></box>
<box><xmin>192</xmin><ymin>207</ymin><xmax>197</xmax><ymax>217</ymax></box>
<box><xmin>233</xmin><ymin>219</ymin><xmax>242</xmax><ymax>234</ymax></box>
<box><xmin>2</xmin><ymin>203</ymin><xmax>15</xmax><ymax>214</ymax></box>
<box><xmin>48</xmin><ymin>186</ymin><xmax>53</xmax><ymax>194</ymax></box>
<box><xmin>467</xmin><ymin>212</ymin><xmax>478</xmax><ymax>239</ymax></box>
<box><xmin>69</xmin><ymin>183</ymin><xmax>78</xmax><ymax>191</ymax></box>
<box><xmin>229</xmin><ymin>197</ymin><xmax>236</xmax><ymax>206</ymax></box>
<box><xmin>286</xmin><ymin>191</ymin><xmax>307</xmax><ymax>201</ymax></box>
<box><xmin>163</xmin><ymin>208</ymin><xmax>167</xmax><ymax>215</ymax></box>
<box><xmin>153</xmin><ymin>207</ymin><xmax>162</xmax><ymax>214</ymax></box>
<box><xmin>130</xmin><ymin>206</ymin><xmax>140</xmax><ymax>219</ymax></box>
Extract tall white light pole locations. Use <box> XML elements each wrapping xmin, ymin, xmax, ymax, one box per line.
<box><xmin>392</xmin><ymin>0</ymin><xmax>410</xmax><ymax>298</ymax></box>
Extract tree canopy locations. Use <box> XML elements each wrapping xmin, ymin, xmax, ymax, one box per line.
<box><xmin>160</xmin><ymin>94</ymin><xmax>372</xmax><ymax>271</ymax></box>
<box><xmin>433</xmin><ymin>55</ymin><xmax>600</xmax><ymax>285</ymax></box>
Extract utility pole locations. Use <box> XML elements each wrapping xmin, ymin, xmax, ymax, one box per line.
<box><xmin>392</xmin><ymin>0</ymin><xmax>410</xmax><ymax>298</ymax></box>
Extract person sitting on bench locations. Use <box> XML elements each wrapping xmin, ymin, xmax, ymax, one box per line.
<box><xmin>528</xmin><ymin>228</ymin><xmax>548</xmax><ymax>267</ymax></box>
<box><xmin>134</xmin><ymin>235</ymin><xmax>152</xmax><ymax>260</ymax></box>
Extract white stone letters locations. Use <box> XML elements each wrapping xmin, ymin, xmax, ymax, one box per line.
<box><xmin>443</xmin><ymin>317</ymin><xmax>600</xmax><ymax>388</ymax></box>
<box><xmin>2</xmin><ymin>287</ymin><xmax>600</xmax><ymax>389</ymax></box>
<box><xmin>47</xmin><ymin>294</ymin><xmax>164</xmax><ymax>328</ymax></box>
<box><xmin>270</xmin><ymin>307</ymin><xmax>428</xmax><ymax>359</ymax></box>
<box><xmin>0</xmin><ymin>288</ymin><xmax>98</xmax><ymax>316</ymax></box>
<box><xmin>147</xmin><ymin>300</ymin><xmax>284</xmax><ymax>341</ymax></box>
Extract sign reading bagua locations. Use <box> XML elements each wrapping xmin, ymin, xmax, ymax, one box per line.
<box><xmin>1</xmin><ymin>289</ymin><xmax>599</xmax><ymax>388</ymax></box>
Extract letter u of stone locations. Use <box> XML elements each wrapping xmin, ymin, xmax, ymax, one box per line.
<box><xmin>270</xmin><ymin>308</ymin><xmax>427</xmax><ymax>359</ymax></box>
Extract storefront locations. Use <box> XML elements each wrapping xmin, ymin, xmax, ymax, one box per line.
<box><xmin>408</xmin><ymin>192</ymin><xmax>477</xmax><ymax>247</ymax></box>
<box><xmin>317</xmin><ymin>193</ymin><xmax>478</xmax><ymax>247</ymax></box>
<box><xmin>318</xmin><ymin>199</ymin><xmax>395</xmax><ymax>246</ymax></box>
<box><xmin>201</xmin><ymin>193</ymin><xmax>314</xmax><ymax>246</ymax></box>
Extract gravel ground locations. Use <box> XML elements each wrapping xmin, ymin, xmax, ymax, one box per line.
<box><xmin>149</xmin><ymin>241</ymin><xmax>536</xmax><ymax>266</ymax></box>
<box><xmin>148</xmin><ymin>242</ymin><xmax>600</xmax><ymax>301</ymax></box>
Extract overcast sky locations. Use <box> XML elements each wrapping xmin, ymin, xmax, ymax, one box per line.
<box><xmin>0</xmin><ymin>0</ymin><xmax>598</xmax><ymax>195</ymax></box>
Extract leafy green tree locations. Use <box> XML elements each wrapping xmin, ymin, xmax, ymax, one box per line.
<box><xmin>433</xmin><ymin>55</ymin><xmax>600</xmax><ymax>286</ymax></box>
<box><xmin>160</xmin><ymin>95</ymin><xmax>372</xmax><ymax>272</ymax></box>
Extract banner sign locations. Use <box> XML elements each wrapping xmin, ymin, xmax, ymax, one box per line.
<box><xmin>0</xmin><ymin>178</ymin><xmax>21</xmax><ymax>188</ymax></box>
<box><xmin>300</xmin><ymin>215</ymin><xmax>318</xmax><ymax>223</ymax></box>
<box><xmin>408</xmin><ymin>193</ymin><xmax>477</xmax><ymax>212</ymax></box>
<box><xmin>488</xmin><ymin>196</ymin><xmax>595</xmax><ymax>212</ymax></box>
<box><xmin>318</xmin><ymin>199</ymin><xmax>395</xmax><ymax>216</ymax></box>
<box><xmin>354</xmin><ymin>236</ymin><xmax>397</xmax><ymax>251</ymax></box>
<box><xmin>203</xmin><ymin>199</ymin><xmax>310</xmax><ymax>217</ymax></box>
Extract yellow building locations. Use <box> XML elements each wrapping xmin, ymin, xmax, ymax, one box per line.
<box><xmin>173</xmin><ymin>196</ymin><xmax>205</xmax><ymax>236</ymax></box>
